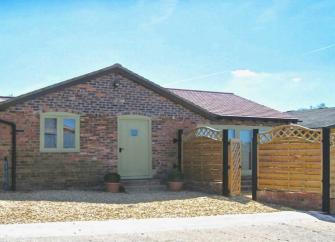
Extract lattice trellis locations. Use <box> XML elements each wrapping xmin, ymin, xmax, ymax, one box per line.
<box><xmin>258</xmin><ymin>124</ymin><xmax>322</xmax><ymax>144</ymax></box>
<box><xmin>228</xmin><ymin>139</ymin><xmax>241</xmax><ymax>195</ymax></box>
<box><xmin>183</xmin><ymin>126</ymin><xmax>222</xmax><ymax>142</ymax></box>
<box><xmin>330</xmin><ymin>131</ymin><xmax>335</xmax><ymax>147</ymax></box>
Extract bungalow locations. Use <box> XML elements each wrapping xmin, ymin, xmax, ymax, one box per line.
<box><xmin>0</xmin><ymin>64</ymin><xmax>297</xmax><ymax>190</ymax></box>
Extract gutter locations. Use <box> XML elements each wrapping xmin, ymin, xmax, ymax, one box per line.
<box><xmin>0</xmin><ymin>119</ymin><xmax>16</xmax><ymax>191</ymax></box>
<box><xmin>215</xmin><ymin>115</ymin><xmax>299</xmax><ymax>123</ymax></box>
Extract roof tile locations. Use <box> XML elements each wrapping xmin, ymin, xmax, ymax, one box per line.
<box><xmin>168</xmin><ymin>88</ymin><xmax>296</xmax><ymax>120</ymax></box>
<box><xmin>286</xmin><ymin>108</ymin><xmax>335</xmax><ymax>128</ymax></box>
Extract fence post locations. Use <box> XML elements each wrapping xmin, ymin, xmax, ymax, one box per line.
<box><xmin>252</xmin><ymin>129</ymin><xmax>259</xmax><ymax>201</ymax></box>
<box><xmin>222</xmin><ymin>129</ymin><xmax>229</xmax><ymax>196</ymax></box>
<box><xmin>177</xmin><ymin>129</ymin><xmax>183</xmax><ymax>172</ymax></box>
<box><xmin>322</xmin><ymin>127</ymin><xmax>330</xmax><ymax>213</ymax></box>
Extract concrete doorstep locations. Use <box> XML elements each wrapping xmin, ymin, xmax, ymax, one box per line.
<box><xmin>0</xmin><ymin>211</ymin><xmax>334</xmax><ymax>241</ymax></box>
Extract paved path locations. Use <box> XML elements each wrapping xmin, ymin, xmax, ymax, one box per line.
<box><xmin>0</xmin><ymin>211</ymin><xmax>334</xmax><ymax>241</ymax></box>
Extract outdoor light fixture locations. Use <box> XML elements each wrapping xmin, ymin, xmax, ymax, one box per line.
<box><xmin>113</xmin><ymin>79</ymin><xmax>120</xmax><ymax>88</ymax></box>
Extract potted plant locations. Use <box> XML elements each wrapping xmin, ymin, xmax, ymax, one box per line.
<box><xmin>104</xmin><ymin>172</ymin><xmax>121</xmax><ymax>193</ymax></box>
<box><xmin>167</xmin><ymin>168</ymin><xmax>184</xmax><ymax>191</ymax></box>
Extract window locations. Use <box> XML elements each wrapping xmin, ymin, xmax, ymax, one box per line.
<box><xmin>44</xmin><ymin>118</ymin><xmax>57</xmax><ymax>148</ymax></box>
<box><xmin>228</xmin><ymin>129</ymin><xmax>236</xmax><ymax>140</ymax></box>
<box><xmin>40</xmin><ymin>112</ymin><xmax>80</xmax><ymax>152</ymax></box>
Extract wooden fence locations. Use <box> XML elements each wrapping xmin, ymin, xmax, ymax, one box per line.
<box><xmin>183</xmin><ymin>136</ymin><xmax>222</xmax><ymax>183</ymax></box>
<box><xmin>258</xmin><ymin>124</ymin><xmax>322</xmax><ymax>194</ymax></box>
<box><xmin>256</xmin><ymin>124</ymin><xmax>325</xmax><ymax>210</ymax></box>
<box><xmin>330</xmin><ymin>129</ymin><xmax>335</xmax><ymax>200</ymax></box>
<box><xmin>183</xmin><ymin>127</ymin><xmax>223</xmax><ymax>193</ymax></box>
<box><xmin>182</xmin><ymin>127</ymin><xmax>241</xmax><ymax>195</ymax></box>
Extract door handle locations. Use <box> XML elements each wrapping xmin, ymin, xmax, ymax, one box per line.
<box><xmin>119</xmin><ymin>147</ymin><xmax>124</xmax><ymax>153</ymax></box>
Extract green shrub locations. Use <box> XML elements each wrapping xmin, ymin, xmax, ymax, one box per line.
<box><xmin>168</xmin><ymin>168</ymin><xmax>184</xmax><ymax>181</ymax></box>
<box><xmin>104</xmin><ymin>172</ymin><xmax>121</xmax><ymax>183</ymax></box>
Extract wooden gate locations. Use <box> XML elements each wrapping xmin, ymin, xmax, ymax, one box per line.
<box><xmin>228</xmin><ymin>139</ymin><xmax>241</xmax><ymax>195</ymax></box>
<box><xmin>182</xmin><ymin>127</ymin><xmax>241</xmax><ymax>195</ymax></box>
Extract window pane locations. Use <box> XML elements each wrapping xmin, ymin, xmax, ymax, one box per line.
<box><xmin>228</xmin><ymin>129</ymin><xmax>236</xmax><ymax>139</ymax></box>
<box><xmin>44</xmin><ymin>118</ymin><xmax>57</xmax><ymax>148</ymax></box>
<box><xmin>240</xmin><ymin>130</ymin><xmax>252</xmax><ymax>172</ymax></box>
<box><xmin>63</xmin><ymin>118</ymin><xmax>76</xmax><ymax>148</ymax></box>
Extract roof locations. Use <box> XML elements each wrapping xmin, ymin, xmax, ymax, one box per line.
<box><xmin>169</xmin><ymin>88</ymin><xmax>296</xmax><ymax>120</ymax></box>
<box><xmin>0</xmin><ymin>96</ymin><xmax>13</xmax><ymax>103</ymax></box>
<box><xmin>0</xmin><ymin>63</ymin><xmax>297</xmax><ymax>122</ymax></box>
<box><xmin>286</xmin><ymin>108</ymin><xmax>335</xmax><ymax>128</ymax></box>
<box><xmin>0</xmin><ymin>64</ymin><xmax>215</xmax><ymax>119</ymax></box>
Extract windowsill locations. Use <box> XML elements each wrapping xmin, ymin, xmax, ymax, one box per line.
<box><xmin>40</xmin><ymin>149</ymin><xmax>80</xmax><ymax>153</ymax></box>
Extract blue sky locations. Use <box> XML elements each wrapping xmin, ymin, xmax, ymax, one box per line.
<box><xmin>0</xmin><ymin>0</ymin><xmax>334</xmax><ymax>111</ymax></box>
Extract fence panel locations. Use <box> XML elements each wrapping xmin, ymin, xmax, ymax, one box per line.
<box><xmin>183</xmin><ymin>136</ymin><xmax>222</xmax><ymax>183</ymax></box>
<box><xmin>182</xmin><ymin>127</ymin><xmax>242</xmax><ymax>195</ymax></box>
<box><xmin>183</xmin><ymin>127</ymin><xmax>223</xmax><ymax>189</ymax></box>
<box><xmin>258</xmin><ymin>125</ymin><xmax>322</xmax><ymax>194</ymax></box>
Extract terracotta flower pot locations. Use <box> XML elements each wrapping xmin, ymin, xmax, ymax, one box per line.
<box><xmin>106</xmin><ymin>182</ymin><xmax>120</xmax><ymax>193</ymax></box>
<box><xmin>168</xmin><ymin>181</ymin><xmax>183</xmax><ymax>191</ymax></box>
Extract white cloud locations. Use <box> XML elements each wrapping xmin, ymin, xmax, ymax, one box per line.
<box><xmin>255</xmin><ymin>0</ymin><xmax>289</xmax><ymax>28</ymax></box>
<box><xmin>303</xmin><ymin>43</ymin><xmax>335</xmax><ymax>56</ymax></box>
<box><xmin>141</xmin><ymin>0</ymin><xmax>178</xmax><ymax>29</ymax></box>
<box><xmin>291</xmin><ymin>77</ymin><xmax>302</xmax><ymax>83</ymax></box>
<box><xmin>231</xmin><ymin>69</ymin><xmax>259</xmax><ymax>78</ymax></box>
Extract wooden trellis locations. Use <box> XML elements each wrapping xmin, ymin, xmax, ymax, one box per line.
<box><xmin>183</xmin><ymin>126</ymin><xmax>222</xmax><ymax>142</ymax></box>
<box><xmin>183</xmin><ymin>127</ymin><xmax>223</xmax><ymax>184</ymax></box>
<box><xmin>228</xmin><ymin>139</ymin><xmax>241</xmax><ymax>195</ymax></box>
<box><xmin>330</xmin><ymin>131</ymin><xmax>335</xmax><ymax>147</ymax></box>
<box><xmin>257</xmin><ymin>124</ymin><xmax>322</xmax><ymax>193</ymax></box>
<box><xmin>258</xmin><ymin>124</ymin><xmax>322</xmax><ymax>144</ymax></box>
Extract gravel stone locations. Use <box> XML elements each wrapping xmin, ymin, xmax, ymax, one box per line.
<box><xmin>0</xmin><ymin>190</ymin><xmax>289</xmax><ymax>224</ymax></box>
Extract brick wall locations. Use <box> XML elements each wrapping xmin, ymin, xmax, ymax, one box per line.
<box><xmin>0</xmin><ymin>123</ymin><xmax>12</xmax><ymax>190</ymax></box>
<box><xmin>0</xmin><ymin>72</ymin><xmax>288</xmax><ymax>190</ymax></box>
<box><xmin>257</xmin><ymin>190</ymin><xmax>322</xmax><ymax>210</ymax></box>
<box><xmin>0</xmin><ymin>73</ymin><xmax>208</xmax><ymax>190</ymax></box>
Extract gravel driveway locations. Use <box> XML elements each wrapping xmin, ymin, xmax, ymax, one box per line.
<box><xmin>0</xmin><ymin>190</ymin><xmax>288</xmax><ymax>224</ymax></box>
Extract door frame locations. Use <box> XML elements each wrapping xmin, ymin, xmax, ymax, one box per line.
<box><xmin>117</xmin><ymin>115</ymin><xmax>152</xmax><ymax>179</ymax></box>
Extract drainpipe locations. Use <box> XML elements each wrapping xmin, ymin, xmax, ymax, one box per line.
<box><xmin>0</xmin><ymin>119</ymin><xmax>16</xmax><ymax>191</ymax></box>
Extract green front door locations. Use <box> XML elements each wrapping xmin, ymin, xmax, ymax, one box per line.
<box><xmin>117</xmin><ymin>116</ymin><xmax>151</xmax><ymax>179</ymax></box>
